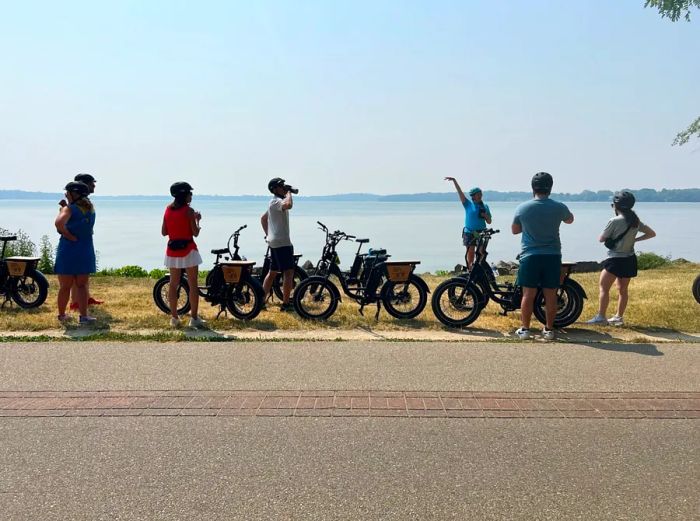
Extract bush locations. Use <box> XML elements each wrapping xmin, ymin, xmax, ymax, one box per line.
<box><xmin>637</xmin><ymin>252</ymin><xmax>671</xmax><ymax>270</ymax></box>
<box><xmin>0</xmin><ymin>228</ymin><xmax>36</xmax><ymax>257</ymax></box>
<box><xmin>38</xmin><ymin>235</ymin><xmax>55</xmax><ymax>274</ymax></box>
<box><xmin>148</xmin><ymin>268</ymin><xmax>167</xmax><ymax>279</ymax></box>
<box><xmin>97</xmin><ymin>265</ymin><xmax>149</xmax><ymax>278</ymax></box>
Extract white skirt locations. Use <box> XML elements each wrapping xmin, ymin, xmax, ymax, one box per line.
<box><xmin>164</xmin><ymin>249</ymin><xmax>203</xmax><ymax>269</ymax></box>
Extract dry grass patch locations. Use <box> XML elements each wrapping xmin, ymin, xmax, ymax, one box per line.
<box><xmin>0</xmin><ymin>265</ymin><xmax>698</xmax><ymax>333</ymax></box>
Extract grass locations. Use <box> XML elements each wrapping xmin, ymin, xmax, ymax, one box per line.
<box><xmin>0</xmin><ymin>264</ymin><xmax>698</xmax><ymax>334</ymax></box>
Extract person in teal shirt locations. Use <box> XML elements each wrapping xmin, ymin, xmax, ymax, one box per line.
<box><xmin>445</xmin><ymin>177</ymin><xmax>492</xmax><ymax>269</ymax></box>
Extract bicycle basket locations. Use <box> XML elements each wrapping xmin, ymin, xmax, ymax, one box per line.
<box><xmin>5</xmin><ymin>257</ymin><xmax>39</xmax><ymax>277</ymax></box>
<box><xmin>385</xmin><ymin>261</ymin><xmax>417</xmax><ymax>283</ymax></box>
<box><xmin>220</xmin><ymin>261</ymin><xmax>255</xmax><ymax>284</ymax></box>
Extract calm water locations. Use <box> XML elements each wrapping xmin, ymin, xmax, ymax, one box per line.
<box><xmin>1</xmin><ymin>199</ymin><xmax>698</xmax><ymax>272</ymax></box>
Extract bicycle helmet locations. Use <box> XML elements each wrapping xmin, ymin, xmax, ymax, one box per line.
<box><xmin>468</xmin><ymin>187</ymin><xmax>482</xmax><ymax>196</ymax></box>
<box><xmin>613</xmin><ymin>190</ymin><xmax>635</xmax><ymax>210</ymax></box>
<box><xmin>64</xmin><ymin>181</ymin><xmax>90</xmax><ymax>197</ymax></box>
<box><xmin>170</xmin><ymin>181</ymin><xmax>193</xmax><ymax>197</ymax></box>
<box><xmin>74</xmin><ymin>173</ymin><xmax>96</xmax><ymax>184</ymax></box>
<box><xmin>531</xmin><ymin>171</ymin><xmax>554</xmax><ymax>192</ymax></box>
<box><xmin>268</xmin><ymin>177</ymin><xmax>286</xmax><ymax>193</ymax></box>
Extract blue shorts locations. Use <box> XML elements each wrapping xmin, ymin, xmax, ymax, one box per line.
<box><xmin>515</xmin><ymin>254</ymin><xmax>561</xmax><ymax>289</ymax></box>
<box><xmin>462</xmin><ymin>229</ymin><xmax>479</xmax><ymax>247</ymax></box>
<box><xmin>270</xmin><ymin>245</ymin><xmax>295</xmax><ymax>272</ymax></box>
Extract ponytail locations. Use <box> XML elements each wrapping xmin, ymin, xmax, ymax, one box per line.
<box><xmin>618</xmin><ymin>207</ymin><xmax>640</xmax><ymax>228</ymax></box>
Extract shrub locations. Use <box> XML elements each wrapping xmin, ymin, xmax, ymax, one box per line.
<box><xmin>0</xmin><ymin>228</ymin><xmax>36</xmax><ymax>257</ymax></box>
<box><xmin>148</xmin><ymin>268</ymin><xmax>167</xmax><ymax>279</ymax></box>
<box><xmin>38</xmin><ymin>235</ymin><xmax>55</xmax><ymax>274</ymax></box>
<box><xmin>637</xmin><ymin>252</ymin><xmax>671</xmax><ymax>270</ymax></box>
<box><xmin>97</xmin><ymin>265</ymin><xmax>149</xmax><ymax>278</ymax></box>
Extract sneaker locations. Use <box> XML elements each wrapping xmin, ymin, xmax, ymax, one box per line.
<box><xmin>607</xmin><ymin>315</ymin><xmax>624</xmax><ymax>326</ymax></box>
<box><xmin>279</xmin><ymin>303</ymin><xmax>295</xmax><ymax>313</ymax></box>
<box><xmin>88</xmin><ymin>297</ymin><xmax>104</xmax><ymax>305</ymax></box>
<box><xmin>542</xmin><ymin>328</ymin><xmax>555</xmax><ymax>341</ymax></box>
<box><xmin>188</xmin><ymin>316</ymin><xmax>207</xmax><ymax>329</ymax></box>
<box><xmin>57</xmin><ymin>314</ymin><xmax>69</xmax><ymax>323</ymax></box>
<box><xmin>515</xmin><ymin>327</ymin><xmax>532</xmax><ymax>340</ymax></box>
<box><xmin>585</xmin><ymin>314</ymin><xmax>608</xmax><ymax>325</ymax></box>
<box><xmin>170</xmin><ymin>317</ymin><xmax>181</xmax><ymax>328</ymax></box>
<box><xmin>79</xmin><ymin>315</ymin><xmax>97</xmax><ymax>325</ymax></box>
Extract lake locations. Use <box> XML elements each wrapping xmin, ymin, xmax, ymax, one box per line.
<box><xmin>1</xmin><ymin>199</ymin><xmax>698</xmax><ymax>273</ymax></box>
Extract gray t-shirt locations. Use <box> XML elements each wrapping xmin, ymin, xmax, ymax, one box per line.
<box><xmin>266</xmin><ymin>197</ymin><xmax>292</xmax><ymax>248</ymax></box>
<box><xmin>512</xmin><ymin>197</ymin><xmax>573</xmax><ymax>258</ymax></box>
<box><xmin>601</xmin><ymin>215</ymin><xmax>652</xmax><ymax>258</ymax></box>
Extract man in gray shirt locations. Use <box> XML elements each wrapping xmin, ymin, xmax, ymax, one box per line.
<box><xmin>261</xmin><ymin>178</ymin><xmax>295</xmax><ymax>311</ymax></box>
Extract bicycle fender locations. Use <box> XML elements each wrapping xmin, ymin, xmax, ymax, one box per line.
<box><xmin>564</xmin><ymin>278</ymin><xmax>587</xmax><ymax>299</ymax></box>
<box><xmin>306</xmin><ymin>275</ymin><xmax>342</xmax><ymax>302</ymax></box>
<box><xmin>409</xmin><ymin>274</ymin><xmax>431</xmax><ymax>294</ymax></box>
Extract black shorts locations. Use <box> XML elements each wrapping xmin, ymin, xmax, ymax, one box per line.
<box><xmin>270</xmin><ymin>245</ymin><xmax>295</xmax><ymax>272</ymax></box>
<box><xmin>602</xmin><ymin>255</ymin><xmax>638</xmax><ymax>279</ymax></box>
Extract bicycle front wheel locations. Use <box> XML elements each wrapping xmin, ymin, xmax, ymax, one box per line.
<box><xmin>11</xmin><ymin>269</ymin><xmax>49</xmax><ymax>309</ymax></box>
<box><xmin>152</xmin><ymin>275</ymin><xmax>191</xmax><ymax>315</ymax></box>
<box><xmin>227</xmin><ymin>277</ymin><xmax>264</xmax><ymax>320</ymax></box>
<box><xmin>381</xmin><ymin>275</ymin><xmax>428</xmax><ymax>319</ymax></box>
<box><xmin>272</xmin><ymin>266</ymin><xmax>308</xmax><ymax>301</ymax></box>
<box><xmin>431</xmin><ymin>278</ymin><xmax>482</xmax><ymax>328</ymax></box>
<box><xmin>293</xmin><ymin>277</ymin><xmax>338</xmax><ymax>320</ymax></box>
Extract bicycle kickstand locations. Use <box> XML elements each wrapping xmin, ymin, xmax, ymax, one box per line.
<box><xmin>215</xmin><ymin>304</ymin><xmax>228</xmax><ymax>320</ymax></box>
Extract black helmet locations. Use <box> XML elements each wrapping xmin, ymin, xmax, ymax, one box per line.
<box><xmin>531</xmin><ymin>171</ymin><xmax>554</xmax><ymax>192</ymax></box>
<box><xmin>613</xmin><ymin>190</ymin><xmax>635</xmax><ymax>210</ymax></box>
<box><xmin>64</xmin><ymin>181</ymin><xmax>90</xmax><ymax>197</ymax></box>
<box><xmin>268</xmin><ymin>177</ymin><xmax>286</xmax><ymax>193</ymax></box>
<box><xmin>170</xmin><ymin>181</ymin><xmax>193</xmax><ymax>197</ymax></box>
<box><xmin>74</xmin><ymin>173</ymin><xmax>96</xmax><ymax>184</ymax></box>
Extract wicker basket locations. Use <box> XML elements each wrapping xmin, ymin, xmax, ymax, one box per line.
<box><xmin>5</xmin><ymin>257</ymin><xmax>39</xmax><ymax>277</ymax></box>
<box><xmin>220</xmin><ymin>261</ymin><xmax>255</xmax><ymax>284</ymax></box>
<box><xmin>385</xmin><ymin>261</ymin><xmax>419</xmax><ymax>283</ymax></box>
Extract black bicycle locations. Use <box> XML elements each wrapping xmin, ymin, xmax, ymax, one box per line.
<box><xmin>225</xmin><ymin>225</ymin><xmax>308</xmax><ymax>301</ymax></box>
<box><xmin>292</xmin><ymin>221</ymin><xmax>429</xmax><ymax>320</ymax></box>
<box><xmin>693</xmin><ymin>274</ymin><xmax>700</xmax><ymax>304</ymax></box>
<box><xmin>153</xmin><ymin>242</ymin><xmax>265</xmax><ymax>321</ymax></box>
<box><xmin>0</xmin><ymin>235</ymin><xmax>49</xmax><ymax>309</ymax></box>
<box><xmin>431</xmin><ymin>229</ymin><xmax>586</xmax><ymax>328</ymax></box>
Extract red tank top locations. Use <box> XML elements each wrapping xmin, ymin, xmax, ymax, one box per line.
<box><xmin>164</xmin><ymin>205</ymin><xmax>198</xmax><ymax>257</ymax></box>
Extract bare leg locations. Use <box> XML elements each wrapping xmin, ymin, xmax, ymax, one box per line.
<box><xmin>263</xmin><ymin>270</ymin><xmax>278</xmax><ymax>299</ymax></box>
<box><xmin>57</xmin><ymin>275</ymin><xmax>75</xmax><ymax>316</ymax></box>
<box><xmin>520</xmin><ymin>287</ymin><xmax>537</xmax><ymax>329</ymax></box>
<box><xmin>168</xmin><ymin>268</ymin><xmax>182</xmax><ymax>319</ymax></box>
<box><xmin>542</xmin><ymin>287</ymin><xmax>557</xmax><ymax>330</ymax></box>
<box><xmin>70</xmin><ymin>279</ymin><xmax>92</xmax><ymax>307</ymax></box>
<box><xmin>282</xmin><ymin>268</ymin><xmax>294</xmax><ymax>304</ymax></box>
<box><xmin>596</xmin><ymin>269</ymin><xmax>616</xmax><ymax>316</ymax></box>
<box><xmin>74</xmin><ymin>275</ymin><xmax>89</xmax><ymax>316</ymax></box>
<box><xmin>466</xmin><ymin>246</ymin><xmax>475</xmax><ymax>270</ymax></box>
<box><xmin>615</xmin><ymin>277</ymin><xmax>631</xmax><ymax>317</ymax></box>
<box><xmin>185</xmin><ymin>266</ymin><xmax>199</xmax><ymax>319</ymax></box>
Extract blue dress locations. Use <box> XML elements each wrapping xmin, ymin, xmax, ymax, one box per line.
<box><xmin>54</xmin><ymin>203</ymin><xmax>96</xmax><ymax>275</ymax></box>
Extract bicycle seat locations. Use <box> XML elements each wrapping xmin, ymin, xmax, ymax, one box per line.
<box><xmin>293</xmin><ymin>254</ymin><xmax>303</xmax><ymax>259</ymax></box>
<box><xmin>355</xmin><ymin>238</ymin><xmax>369</xmax><ymax>244</ymax></box>
<box><xmin>211</xmin><ymin>248</ymin><xmax>229</xmax><ymax>255</ymax></box>
<box><xmin>0</xmin><ymin>236</ymin><xmax>17</xmax><ymax>242</ymax></box>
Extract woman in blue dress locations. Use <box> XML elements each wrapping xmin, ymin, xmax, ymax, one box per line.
<box><xmin>54</xmin><ymin>181</ymin><xmax>97</xmax><ymax>323</ymax></box>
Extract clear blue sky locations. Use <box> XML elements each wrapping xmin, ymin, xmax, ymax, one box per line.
<box><xmin>1</xmin><ymin>0</ymin><xmax>697</xmax><ymax>195</ymax></box>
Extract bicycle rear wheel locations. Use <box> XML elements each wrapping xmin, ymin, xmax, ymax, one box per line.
<box><xmin>533</xmin><ymin>281</ymin><xmax>583</xmax><ymax>328</ymax></box>
<box><xmin>152</xmin><ymin>275</ymin><xmax>191</xmax><ymax>315</ymax></box>
<box><xmin>227</xmin><ymin>277</ymin><xmax>264</xmax><ymax>320</ymax></box>
<box><xmin>11</xmin><ymin>269</ymin><xmax>49</xmax><ymax>309</ymax></box>
<box><xmin>381</xmin><ymin>275</ymin><xmax>428</xmax><ymax>319</ymax></box>
<box><xmin>272</xmin><ymin>266</ymin><xmax>308</xmax><ymax>301</ymax></box>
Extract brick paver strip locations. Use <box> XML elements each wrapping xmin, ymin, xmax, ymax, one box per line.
<box><xmin>0</xmin><ymin>391</ymin><xmax>698</xmax><ymax>419</ymax></box>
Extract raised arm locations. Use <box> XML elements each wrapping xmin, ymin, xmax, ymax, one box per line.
<box><xmin>280</xmin><ymin>190</ymin><xmax>293</xmax><ymax>210</ymax></box>
<box><xmin>444</xmin><ymin>177</ymin><xmax>466</xmax><ymax>204</ymax></box>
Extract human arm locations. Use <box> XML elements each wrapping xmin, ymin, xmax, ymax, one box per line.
<box><xmin>563</xmin><ymin>205</ymin><xmax>574</xmax><ymax>225</ymax></box>
<box><xmin>635</xmin><ymin>223</ymin><xmax>656</xmax><ymax>242</ymax></box>
<box><xmin>260</xmin><ymin>212</ymin><xmax>269</xmax><ymax>236</ymax></box>
<box><xmin>55</xmin><ymin>207</ymin><xmax>77</xmax><ymax>241</ymax></box>
<box><xmin>484</xmin><ymin>204</ymin><xmax>492</xmax><ymax>225</ymax></box>
<box><xmin>161</xmin><ymin>215</ymin><xmax>168</xmax><ymax>237</ymax></box>
<box><xmin>511</xmin><ymin>209</ymin><xmax>521</xmax><ymax>235</ymax></box>
<box><xmin>444</xmin><ymin>177</ymin><xmax>466</xmax><ymax>204</ymax></box>
<box><xmin>188</xmin><ymin>208</ymin><xmax>201</xmax><ymax>237</ymax></box>
<box><xmin>280</xmin><ymin>190</ymin><xmax>293</xmax><ymax>210</ymax></box>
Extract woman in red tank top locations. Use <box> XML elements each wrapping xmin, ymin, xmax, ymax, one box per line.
<box><xmin>161</xmin><ymin>182</ymin><xmax>204</xmax><ymax>328</ymax></box>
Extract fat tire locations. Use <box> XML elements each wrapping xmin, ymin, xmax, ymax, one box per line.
<box><xmin>431</xmin><ymin>278</ymin><xmax>482</xmax><ymax>328</ymax></box>
<box><xmin>381</xmin><ymin>275</ymin><xmax>428</xmax><ymax>319</ymax></box>
<box><xmin>226</xmin><ymin>277</ymin><xmax>265</xmax><ymax>321</ymax></box>
<box><xmin>272</xmin><ymin>266</ymin><xmax>308</xmax><ymax>301</ymax></box>
<box><xmin>152</xmin><ymin>275</ymin><xmax>191</xmax><ymax>315</ymax></box>
<box><xmin>293</xmin><ymin>277</ymin><xmax>338</xmax><ymax>320</ymax></box>
<box><xmin>693</xmin><ymin>274</ymin><xmax>700</xmax><ymax>304</ymax></box>
<box><xmin>533</xmin><ymin>280</ymin><xmax>583</xmax><ymax>328</ymax></box>
<box><xmin>10</xmin><ymin>269</ymin><xmax>49</xmax><ymax>309</ymax></box>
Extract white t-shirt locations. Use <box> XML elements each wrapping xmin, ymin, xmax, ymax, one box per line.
<box><xmin>266</xmin><ymin>197</ymin><xmax>292</xmax><ymax>248</ymax></box>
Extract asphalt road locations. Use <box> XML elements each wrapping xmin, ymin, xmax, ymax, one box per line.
<box><xmin>0</xmin><ymin>341</ymin><xmax>697</xmax><ymax>392</ymax></box>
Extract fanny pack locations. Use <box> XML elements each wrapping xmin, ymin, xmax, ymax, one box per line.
<box><xmin>168</xmin><ymin>239</ymin><xmax>191</xmax><ymax>251</ymax></box>
<box><xmin>603</xmin><ymin>226</ymin><xmax>631</xmax><ymax>250</ymax></box>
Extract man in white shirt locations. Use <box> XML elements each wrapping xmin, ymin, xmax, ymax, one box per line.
<box><xmin>261</xmin><ymin>178</ymin><xmax>295</xmax><ymax>311</ymax></box>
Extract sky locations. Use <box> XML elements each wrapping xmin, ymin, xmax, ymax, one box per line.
<box><xmin>0</xmin><ymin>0</ymin><xmax>698</xmax><ymax>196</ymax></box>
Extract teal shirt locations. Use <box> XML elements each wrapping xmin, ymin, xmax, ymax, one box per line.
<box><xmin>462</xmin><ymin>199</ymin><xmax>491</xmax><ymax>232</ymax></box>
<box><xmin>512</xmin><ymin>197</ymin><xmax>572</xmax><ymax>258</ymax></box>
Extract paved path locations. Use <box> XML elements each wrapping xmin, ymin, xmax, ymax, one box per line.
<box><xmin>1</xmin><ymin>340</ymin><xmax>698</xmax><ymax>520</ymax></box>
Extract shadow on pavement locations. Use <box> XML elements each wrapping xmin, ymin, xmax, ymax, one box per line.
<box><xmin>628</xmin><ymin>327</ymin><xmax>699</xmax><ymax>343</ymax></box>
